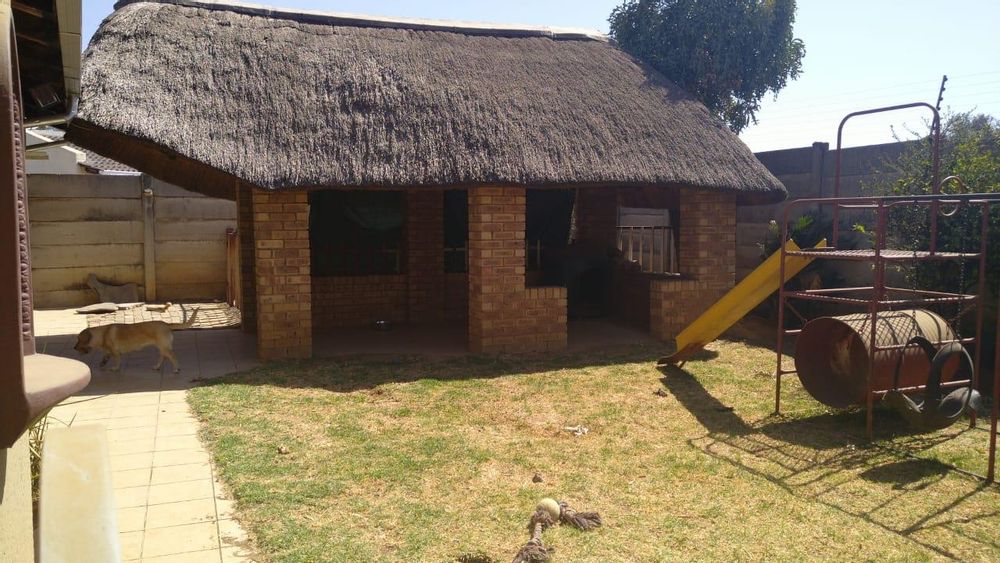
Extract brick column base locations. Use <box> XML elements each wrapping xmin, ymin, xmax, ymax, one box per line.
<box><xmin>252</xmin><ymin>190</ymin><xmax>312</xmax><ymax>360</ymax></box>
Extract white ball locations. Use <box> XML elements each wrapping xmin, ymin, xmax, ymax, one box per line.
<box><xmin>537</xmin><ymin>498</ymin><xmax>561</xmax><ymax>521</ymax></box>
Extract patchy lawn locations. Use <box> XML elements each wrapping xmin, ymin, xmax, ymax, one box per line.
<box><xmin>188</xmin><ymin>338</ymin><xmax>1000</xmax><ymax>562</ymax></box>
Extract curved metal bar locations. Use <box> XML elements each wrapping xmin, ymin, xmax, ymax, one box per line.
<box><xmin>832</xmin><ymin>102</ymin><xmax>941</xmax><ymax>247</ymax></box>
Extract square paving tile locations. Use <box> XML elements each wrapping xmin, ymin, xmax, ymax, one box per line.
<box><xmin>156</xmin><ymin>422</ymin><xmax>199</xmax><ymax>438</ymax></box>
<box><xmin>143</xmin><ymin>549</ymin><xmax>224</xmax><ymax>563</ymax></box>
<box><xmin>113</xmin><ymin>468</ymin><xmax>152</xmax><ymax>489</ymax></box>
<box><xmin>142</xmin><ymin>521</ymin><xmax>219</xmax><ymax>558</ymax></box>
<box><xmin>156</xmin><ymin>435</ymin><xmax>204</xmax><ymax>452</ymax></box>
<box><xmin>147</xmin><ymin>479</ymin><xmax>215</xmax><ymax>505</ymax></box>
<box><xmin>153</xmin><ymin>449</ymin><xmax>211</xmax><ymax>468</ymax></box>
<box><xmin>111</xmin><ymin>452</ymin><xmax>155</xmax><ymax>472</ymax></box>
<box><xmin>117</xmin><ymin>506</ymin><xmax>147</xmax><ymax>533</ymax></box>
<box><xmin>145</xmin><ymin>498</ymin><xmax>218</xmax><ymax>529</ymax></box>
<box><xmin>115</xmin><ymin>485</ymin><xmax>150</xmax><ymax>509</ymax></box>
<box><xmin>120</xmin><ymin>530</ymin><xmax>144</xmax><ymax>561</ymax></box>
<box><xmin>109</xmin><ymin>437</ymin><xmax>157</xmax><ymax>456</ymax></box>
<box><xmin>151</xmin><ymin>462</ymin><xmax>213</xmax><ymax>486</ymax></box>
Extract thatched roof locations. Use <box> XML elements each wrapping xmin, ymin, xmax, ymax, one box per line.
<box><xmin>66</xmin><ymin>0</ymin><xmax>785</xmax><ymax>204</ymax></box>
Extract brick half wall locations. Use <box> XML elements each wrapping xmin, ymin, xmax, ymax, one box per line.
<box><xmin>312</xmin><ymin>275</ymin><xmax>407</xmax><ymax>329</ymax></box>
<box><xmin>650</xmin><ymin>189</ymin><xmax>736</xmax><ymax>341</ymax></box>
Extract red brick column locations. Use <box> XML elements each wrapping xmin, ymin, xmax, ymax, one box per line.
<box><xmin>236</xmin><ymin>184</ymin><xmax>256</xmax><ymax>333</ymax></box>
<box><xmin>406</xmin><ymin>191</ymin><xmax>445</xmax><ymax>323</ymax></box>
<box><xmin>251</xmin><ymin>190</ymin><xmax>311</xmax><ymax>359</ymax></box>
<box><xmin>468</xmin><ymin>187</ymin><xmax>566</xmax><ymax>353</ymax></box>
<box><xmin>651</xmin><ymin>189</ymin><xmax>737</xmax><ymax>341</ymax></box>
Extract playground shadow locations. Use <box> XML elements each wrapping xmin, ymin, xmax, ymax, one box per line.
<box><xmin>660</xmin><ymin>362</ymin><xmax>1000</xmax><ymax>560</ymax></box>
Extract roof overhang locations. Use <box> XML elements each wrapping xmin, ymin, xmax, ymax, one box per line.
<box><xmin>12</xmin><ymin>0</ymin><xmax>80</xmax><ymax>122</ymax></box>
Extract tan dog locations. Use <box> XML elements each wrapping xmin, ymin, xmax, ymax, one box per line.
<box><xmin>74</xmin><ymin>309</ymin><xmax>199</xmax><ymax>373</ymax></box>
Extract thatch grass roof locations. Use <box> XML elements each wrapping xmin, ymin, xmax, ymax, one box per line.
<box><xmin>67</xmin><ymin>0</ymin><xmax>785</xmax><ymax>204</ymax></box>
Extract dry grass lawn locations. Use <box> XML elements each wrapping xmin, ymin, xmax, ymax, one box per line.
<box><xmin>188</xmin><ymin>337</ymin><xmax>1000</xmax><ymax>562</ymax></box>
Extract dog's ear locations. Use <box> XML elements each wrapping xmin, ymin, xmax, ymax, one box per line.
<box><xmin>78</xmin><ymin>329</ymin><xmax>91</xmax><ymax>345</ymax></box>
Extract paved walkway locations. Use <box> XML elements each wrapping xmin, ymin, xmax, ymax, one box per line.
<box><xmin>37</xmin><ymin>308</ymin><xmax>259</xmax><ymax>563</ymax></box>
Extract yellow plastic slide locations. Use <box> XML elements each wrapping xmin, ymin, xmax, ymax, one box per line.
<box><xmin>658</xmin><ymin>238</ymin><xmax>827</xmax><ymax>366</ymax></box>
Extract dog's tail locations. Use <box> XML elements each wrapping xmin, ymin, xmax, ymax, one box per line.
<box><xmin>168</xmin><ymin>308</ymin><xmax>199</xmax><ymax>330</ymax></box>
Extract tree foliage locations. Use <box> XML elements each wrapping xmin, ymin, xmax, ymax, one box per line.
<box><xmin>870</xmin><ymin>112</ymin><xmax>1000</xmax><ymax>291</ymax></box>
<box><xmin>867</xmin><ymin>113</ymin><xmax>1000</xmax><ymax>349</ymax></box>
<box><xmin>609</xmin><ymin>0</ymin><xmax>805</xmax><ymax>132</ymax></box>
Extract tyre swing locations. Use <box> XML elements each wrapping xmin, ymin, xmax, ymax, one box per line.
<box><xmin>883</xmin><ymin>335</ymin><xmax>982</xmax><ymax>431</ymax></box>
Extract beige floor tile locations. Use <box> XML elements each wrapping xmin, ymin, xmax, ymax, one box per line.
<box><xmin>157</xmin><ymin>403</ymin><xmax>193</xmax><ymax>415</ymax></box>
<box><xmin>214</xmin><ymin>498</ymin><xmax>235</xmax><ymax>520</ymax></box>
<box><xmin>120</xmin><ymin>530</ymin><xmax>144</xmax><ymax>561</ymax></box>
<box><xmin>151</xmin><ymin>462</ymin><xmax>213</xmax><ymax>485</ymax></box>
<box><xmin>115</xmin><ymin>485</ymin><xmax>149</xmax><ymax>509</ymax></box>
<box><xmin>157</xmin><ymin>413</ymin><xmax>199</xmax><ymax>426</ymax></box>
<box><xmin>71</xmin><ymin>409</ymin><xmax>114</xmax><ymax>421</ymax></box>
<box><xmin>108</xmin><ymin>426</ymin><xmax>158</xmax><ymax>443</ymax></box>
<box><xmin>113</xmin><ymin>467</ymin><xmax>152</xmax><ymax>489</ymax></box>
<box><xmin>156</xmin><ymin>422</ymin><xmax>199</xmax><ymax>438</ymax></box>
<box><xmin>159</xmin><ymin>391</ymin><xmax>190</xmax><ymax>404</ymax></box>
<box><xmin>154</xmin><ymin>449</ymin><xmax>211</xmax><ymax>468</ymax></box>
<box><xmin>142</xmin><ymin>549</ymin><xmax>223</xmax><ymax>563</ymax></box>
<box><xmin>112</xmin><ymin>405</ymin><xmax>163</xmax><ymax>419</ymax></box>
<box><xmin>156</xmin><ymin>435</ymin><xmax>204</xmax><ymax>452</ymax></box>
<box><xmin>110</xmin><ymin>437</ymin><xmax>158</xmax><ymax>456</ymax></box>
<box><xmin>116</xmin><ymin>391</ymin><xmax>163</xmax><ymax>406</ymax></box>
<box><xmin>148</xmin><ymin>479</ymin><xmax>215</xmax><ymax>505</ymax></box>
<box><xmin>145</xmin><ymin>497</ymin><xmax>218</xmax><ymax>529</ymax></box>
<box><xmin>117</xmin><ymin>506</ymin><xmax>147</xmax><ymax>533</ymax></box>
<box><xmin>111</xmin><ymin>452</ymin><xmax>155</xmax><ymax>472</ymax></box>
<box><xmin>217</xmin><ymin>518</ymin><xmax>249</xmax><ymax>547</ymax></box>
<box><xmin>142</xmin><ymin>521</ymin><xmax>219</xmax><ymax>558</ymax></box>
<box><xmin>220</xmin><ymin>545</ymin><xmax>254</xmax><ymax>562</ymax></box>
<box><xmin>106</xmin><ymin>415</ymin><xmax>159</xmax><ymax>430</ymax></box>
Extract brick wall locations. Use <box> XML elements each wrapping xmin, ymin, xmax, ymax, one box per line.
<box><xmin>468</xmin><ymin>187</ymin><xmax>566</xmax><ymax>353</ymax></box>
<box><xmin>651</xmin><ymin>189</ymin><xmax>736</xmax><ymax>341</ymax></box>
<box><xmin>312</xmin><ymin>275</ymin><xmax>406</xmax><ymax>329</ymax></box>
<box><xmin>236</xmin><ymin>184</ymin><xmax>256</xmax><ymax>333</ymax></box>
<box><xmin>406</xmin><ymin>191</ymin><xmax>445</xmax><ymax>323</ymax></box>
<box><xmin>251</xmin><ymin>190</ymin><xmax>311</xmax><ymax>359</ymax></box>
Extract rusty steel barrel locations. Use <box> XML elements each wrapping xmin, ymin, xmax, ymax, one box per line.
<box><xmin>794</xmin><ymin>309</ymin><xmax>957</xmax><ymax>408</ymax></box>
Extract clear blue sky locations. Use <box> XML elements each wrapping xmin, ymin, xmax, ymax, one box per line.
<box><xmin>83</xmin><ymin>0</ymin><xmax>999</xmax><ymax>152</ymax></box>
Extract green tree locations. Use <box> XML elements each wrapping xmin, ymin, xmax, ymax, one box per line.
<box><xmin>868</xmin><ymin>112</ymin><xmax>1000</xmax><ymax>357</ymax></box>
<box><xmin>609</xmin><ymin>0</ymin><xmax>805</xmax><ymax>132</ymax></box>
<box><xmin>870</xmin><ymin>112</ymin><xmax>1000</xmax><ymax>291</ymax></box>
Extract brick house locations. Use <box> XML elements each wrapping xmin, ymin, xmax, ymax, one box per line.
<box><xmin>66</xmin><ymin>0</ymin><xmax>786</xmax><ymax>360</ymax></box>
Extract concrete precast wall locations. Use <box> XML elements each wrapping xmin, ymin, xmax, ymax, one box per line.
<box><xmin>742</xmin><ymin>141</ymin><xmax>915</xmax><ymax>280</ymax></box>
<box><xmin>794</xmin><ymin>309</ymin><xmax>957</xmax><ymax>408</ymax></box>
<box><xmin>28</xmin><ymin>174</ymin><xmax>236</xmax><ymax>307</ymax></box>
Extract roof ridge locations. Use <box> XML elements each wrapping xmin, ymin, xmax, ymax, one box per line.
<box><xmin>113</xmin><ymin>0</ymin><xmax>608</xmax><ymax>41</ymax></box>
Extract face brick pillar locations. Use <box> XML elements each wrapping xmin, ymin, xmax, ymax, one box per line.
<box><xmin>468</xmin><ymin>187</ymin><xmax>566</xmax><ymax>353</ymax></box>
<box><xmin>251</xmin><ymin>190</ymin><xmax>312</xmax><ymax>360</ymax></box>
<box><xmin>650</xmin><ymin>189</ymin><xmax>737</xmax><ymax>341</ymax></box>
<box><xmin>406</xmin><ymin>191</ymin><xmax>445</xmax><ymax>323</ymax></box>
<box><xmin>236</xmin><ymin>183</ymin><xmax>256</xmax><ymax>333</ymax></box>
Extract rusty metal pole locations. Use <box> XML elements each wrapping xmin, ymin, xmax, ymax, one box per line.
<box><xmin>971</xmin><ymin>202</ymin><xmax>989</xmax><ymax>428</ymax></box>
<box><xmin>989</xmin><ymin>289</ymin><xmax>1000</xmax><ymax>483</ymax></box>
<box><xmin>774</xmin><ymin>209</ymin><xmax>792</xmax><ymax>414</ymax></box>
<box><xmin>867</xmin><ymin>200</ymin><xmax>890</xmax><ymax>439</ymax></box>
